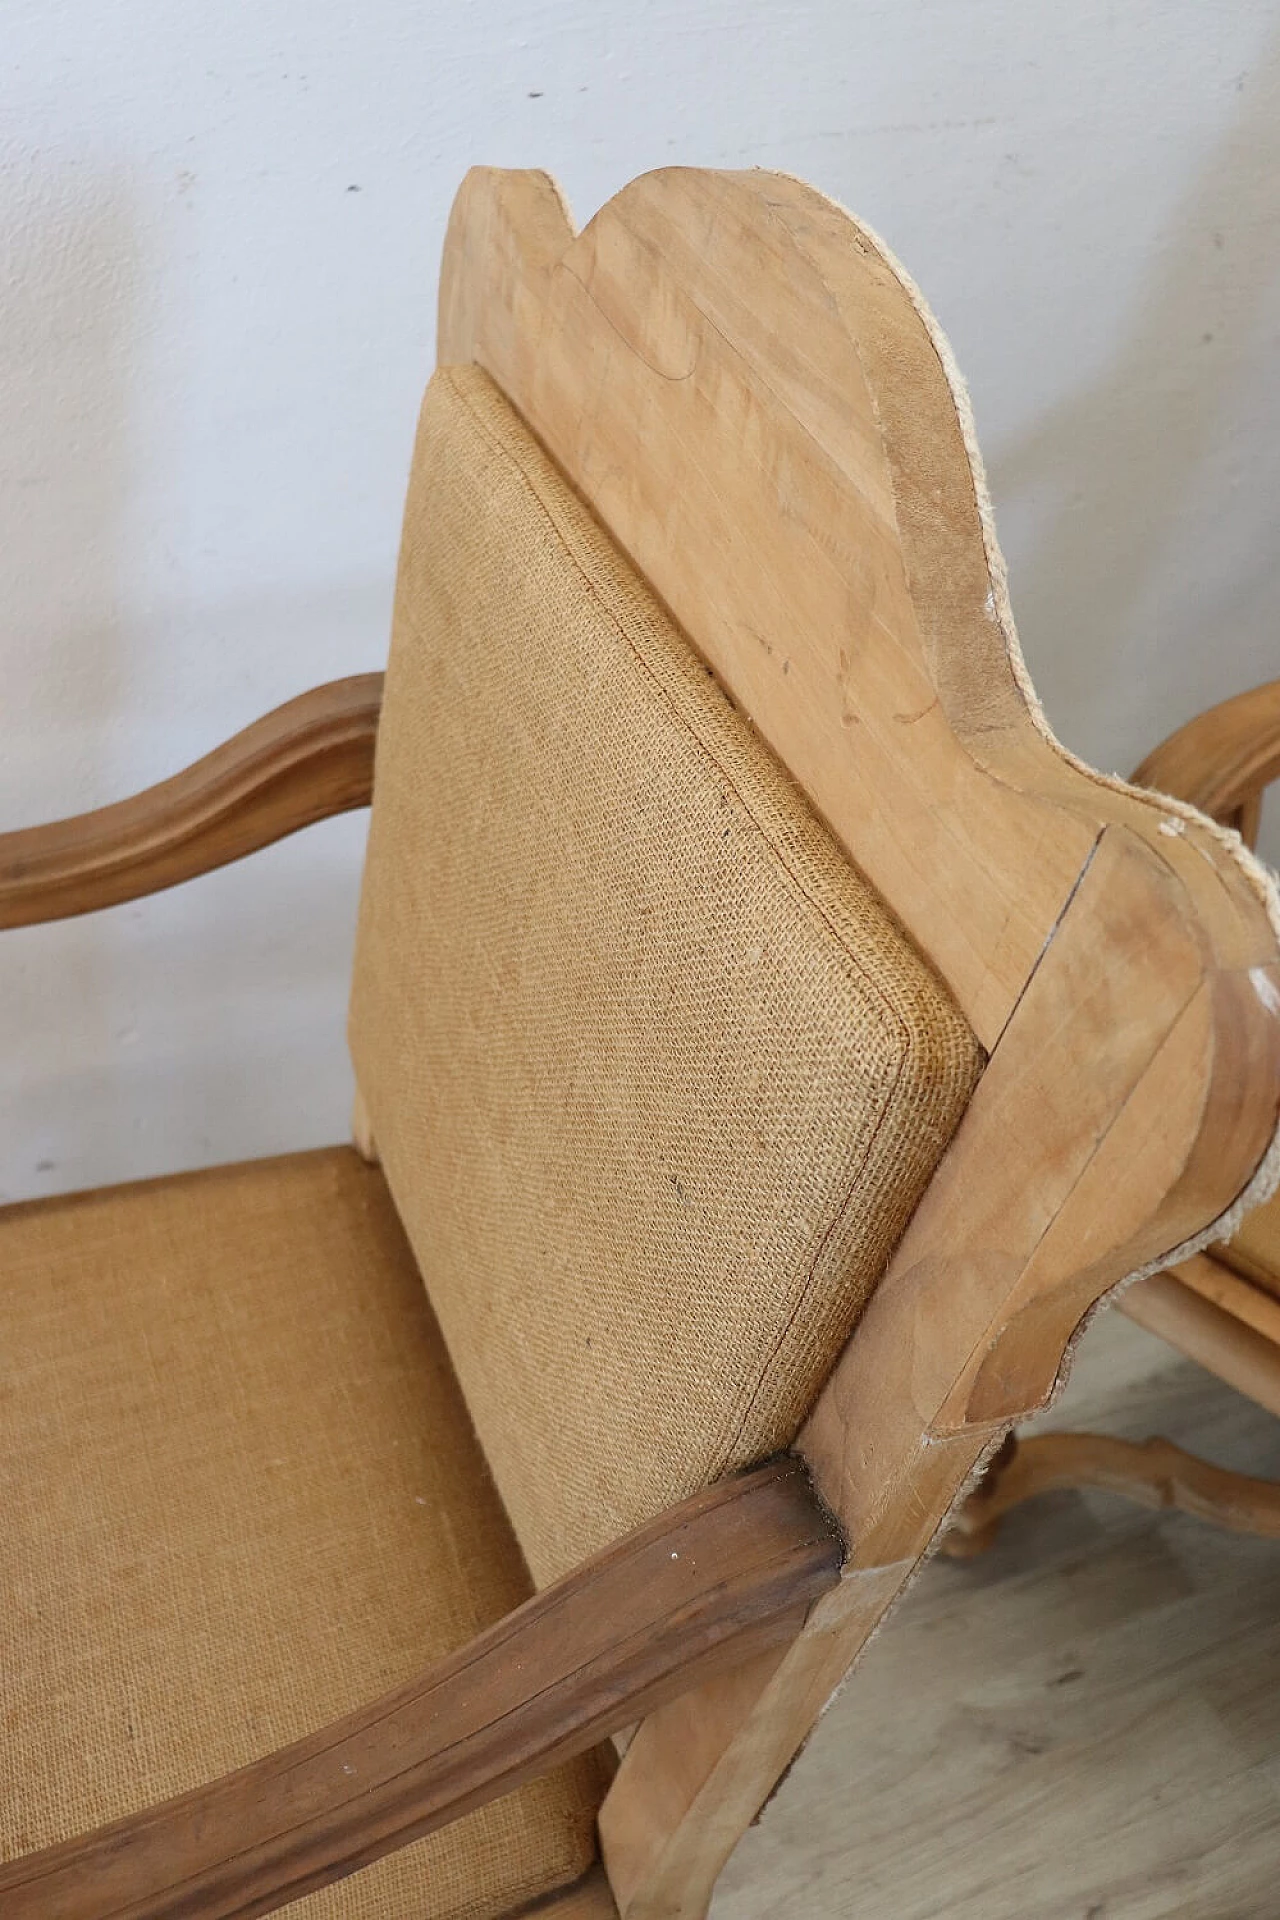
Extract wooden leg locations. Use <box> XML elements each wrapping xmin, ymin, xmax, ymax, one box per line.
<box><xmin>942</xmin><ymin>1430</ymin><xmax>1280</xmax><ymax>1552</ymax></box>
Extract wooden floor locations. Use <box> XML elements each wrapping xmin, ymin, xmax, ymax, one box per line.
<box><xmin>713</xmin><ymin>1309</ymin><xmax>1280</xmax><ymax>1919</ymax></box>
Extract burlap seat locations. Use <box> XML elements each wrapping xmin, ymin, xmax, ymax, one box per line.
<box><xmin>0</xmin><ymin>1147</ymin><xmax>607</xmax><ymax>1918</ymax></box>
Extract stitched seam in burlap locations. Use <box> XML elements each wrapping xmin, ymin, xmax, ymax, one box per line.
<box><xmin>724</xmin><ymin>1112</ymin><xmax>903</xmax><ymax>1450</ymax></box>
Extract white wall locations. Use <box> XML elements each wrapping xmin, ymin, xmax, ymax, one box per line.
<box><xmin>3</xmin><ymin>2</ymin><xmax>1279</xmax><ymax>1202</ymax></box>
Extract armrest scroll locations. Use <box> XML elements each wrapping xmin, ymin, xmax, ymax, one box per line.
<box><xmin>0</xmin><ymin>674</ymin><xmax>383</xmax><ymax>929</ymax></box>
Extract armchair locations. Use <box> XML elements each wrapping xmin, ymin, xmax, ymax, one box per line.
<box><xmin>3</xmin><ymin>167</ymin><xmax>1279</xmax><ymax>1920</ymax></box>
<box><xmin>948</xmin><ymin>676</ymin><xmax>1280</xmax><ymax>1554</ymax></box>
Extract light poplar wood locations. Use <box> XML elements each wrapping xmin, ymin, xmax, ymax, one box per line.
<box><xmin>1167</xmin><ymin>1249</ymin><xmax>1280</xmax><ymax>1347</ymax></box>
<box><xmin>0</xmin><ymin>675</ymin><xmax>383</xmax><ymax>928</ymax></box>
<box><xmin>436</xmin><ymin>167</ymin><xmax>1280</xmax><ymax>1917</ymax></box>
<box><xmin>942</xmin><ymin>1429</ymin><xmax>1280</xmax><ymax>1551</ymax></box>
<box><xmin>1214</xmin><ymin>1189</ymin><xmax>1280</xmax><ymax>1305</ymax></box>
<box><xmin>438</xmin><ymin>168</ymin><xmax>1276</xmax><ymax>1054</ymax></box>
<box><xmin>712</xmin><ymin>1309</ymin><xmax>1280</xmax><ymax>1920</ymax></box>
<box><xmin>600</xmin><ymin>1559</ymin><xmax>922</xmax><ymax>1920</ymax></box>
<box><xmin>1126</xmin><ymin>669</ymin><xmax>1280</xmax><ymax>1389</ymax></box>
<box><xmin>1132</xmin><ymin>675</ymin><xmax>1280</xmax><ymax>841</ymax></box>
<box><xmin>942</xmin><ymin>682</ymin><xmax>1280</xmax><ymax>1611</ymax></box>
<box><xmin>1119</xmin><ymin>1270</ymin><xmax>1280</xmax><ymax>1420</ymax></box>
<box><xmin>1121</xmin><ymin>675</ymin><xmax>1280</xmax><ymax>1522</ymax></box>
<box><xmin>8</xmin><ymin>167</ymin><xmax>1280</xmax><ymax>1920</ymax></box>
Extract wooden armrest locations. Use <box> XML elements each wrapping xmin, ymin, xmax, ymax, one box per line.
<box><xmin>0</xmin><ymin>674</ymin><xmax>383</xmax><ymax>930</ymax></box>
<box><xmin>0</xmin><ymin>1457</ymin><xmax>841</xmax><ymax>1920</ymax></box>
<box><xmin>1131</xmin><ymin>678</ymin><xmax>1280</xmax><ymax>845</ymax></box>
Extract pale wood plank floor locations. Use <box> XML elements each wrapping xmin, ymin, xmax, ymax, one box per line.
<box><xmin>713</xmin><ymin>1309</ymin><xmax>1280</xmax><ymax>1919</ymax></box>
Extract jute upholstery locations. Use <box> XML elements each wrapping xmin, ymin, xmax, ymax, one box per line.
<box><xmin>349</xmin><ymin>365</ymin><xmax>984</xmax><ymax>1588</ymax></box>
<box><xmin>0</xmin><ymin>1147</ymin><xmax>607</xmax><ymax>1918</ymax></box>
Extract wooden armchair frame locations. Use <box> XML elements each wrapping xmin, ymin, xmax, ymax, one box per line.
<box><xmin>948</xmin><ymin>678</ymin><xmax>1280</xmax><ymax>1555</ymax></box>
<box><xmin>3</xmin><ymin>168</ymin><xmax>1279</xmax><ymax>1920</ymax></box>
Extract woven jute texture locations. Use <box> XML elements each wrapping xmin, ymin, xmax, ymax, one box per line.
<box><xmin>349</xmin><ymin>364</ymin><xmax>984</xmax><ymax>1589</ymax></box>
<box><xmin>0</xmin><ymin>1148</ymin><xmax>607</xmax><ymax>1917</ymax></box>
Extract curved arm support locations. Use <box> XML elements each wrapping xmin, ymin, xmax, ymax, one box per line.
<box><xmin>0</xmin><ymin>674</ymin><xmax>384</xmax><ymax>930</ymax></box>
<box><xmin>1132</xmin><ymin>678</ymin><xmax>1280</xmax><ymax>846</ymax></box>
<box><xmin>0</xmin><ymin>1457</ymin><xmax>841</xmax><ymax>1920</ymax></box>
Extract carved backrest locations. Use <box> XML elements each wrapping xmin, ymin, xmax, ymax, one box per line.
<box><xmin>373</xmin><ymin>167</ymin><xmax>1280</xmax><ymax>1915</ymax></box>
<box><xmin>349</xmin><ymin>361</ymin><xmax>982</xmax><ymax>1587</ymax></box>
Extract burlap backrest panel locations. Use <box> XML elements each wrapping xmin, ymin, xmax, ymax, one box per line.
<box><xmin>348</xmin><ymin>364</ymin><xmax>984</xmax><ymax>1587</ymax></box>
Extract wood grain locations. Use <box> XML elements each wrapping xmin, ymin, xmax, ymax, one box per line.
<box><xmin>0</xmin><ymin>674</ymin><xmax>382</xmax><ymax>929</ymax></box>
<box><xmin>1132</xmin><ymin>676</ymin><xmax>1280</xmax><ymax>839</ymax></box>
<box><xmin>1166</xmin><ymin>1249</ymin><xmax>1280</xmax><ymax>1347</ymax></box>
<box><xmin>600</xmin><ymin>828</ymin><xmax>1280</xmax><ymax>1915</ymax></box>
<box><xmin>600</xmin><ymin>1558</ymin><xmax>921</xmax><ymax>1920</ymax></box>
<box><xmin>943</xmin><ymin>1428</ymin><xmax>1280</xmax><ymax>1552</ymax></box>
<box><xmin>0</xmin><ymin>1460</ymin><xmax>840</xmax><ymax>1920</ymax></box>
<box><xmin>440</xmin><ymin>165</ymin><xmax>1087</xmax><ymax>1048</ymax></box>
<box><xmin>713</xmin><ymin>1309</ymin><xmax>1280</xmax><ymax>1920</ymax></box>
<box><xmin>438</xmin><ymin>167</ymin><xmax>1275</xmax><ymax>1053</ymax></box>
<box><xmin>1127</xmin><ymin>679</ymin><xmax>1280</xmax><ymax>1408</ymax></box>
<box><xmin>434</xmin><ymin>166</ymin><xmax>1280</xmax><ymax>1919</ymax></box>
<box><xmin>1212</xmin><ymin>1190</ymin><xmax>1280</xmax><ymax>1308</ymax></box>
<box><xmin>1119</xmin><ymin>1271</ymin><xmax>1280</xmax><ymax>1420</ymax></box>
<box><xmin>9</xmin><ymin>165</ymin><xmax>1269</xmax><ymax>1920</ymax></box>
